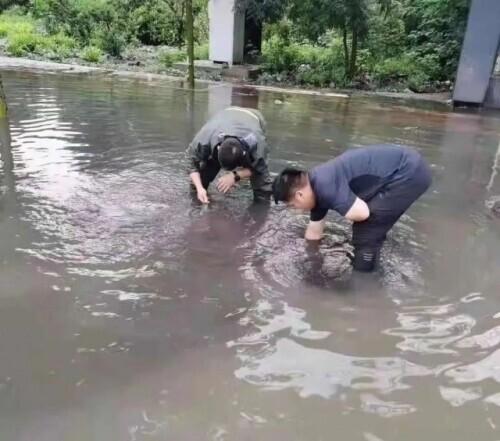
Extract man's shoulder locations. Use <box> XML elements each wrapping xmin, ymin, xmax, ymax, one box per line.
<box><xmin>311</xmin><ymin>157</ymin><xmax>343</xmax><ymax>179</ymax></box>
<box><xmin>342</xmin><ymin>144</ymin><xmax>410</xmax><ymax>158</ymax></box>
<box><xmin>224</xmin><ymin>106</ymin><xmax>262</xmax><ymax>119</ymax></box>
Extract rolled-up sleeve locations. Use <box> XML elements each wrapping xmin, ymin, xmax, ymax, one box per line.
<box><xmin>186</xmin><ymin>142</ymin><xmax>201</xmax><ymax>174</ymax></box>
<box><xmin>186</xmin><ymin>124</ymin><xmax>214</xmax><ymax>174</ymax></box>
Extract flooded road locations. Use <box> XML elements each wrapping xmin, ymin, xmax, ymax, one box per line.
<box><xmin>0</xmin><ymin>70</ymin><xmax>499</xmax><ymax>441</ymax></box>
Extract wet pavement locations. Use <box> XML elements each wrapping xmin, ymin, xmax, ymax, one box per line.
<box><xmin>0</xmin><ymin>70</ymin><xmax>500</xmax><ymax>441</ymax></box>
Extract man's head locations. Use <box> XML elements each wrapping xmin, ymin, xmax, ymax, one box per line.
<box><xmin>218</xmin><ymin>138</ymin><xmax>245</xmax><ymax>170</ymax></box>
<box><xmin>272</xmin><ymin>168</ymin><xmax>316</xmax><ymax>210</ymax></box>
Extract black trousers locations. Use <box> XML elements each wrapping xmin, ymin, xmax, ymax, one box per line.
<box><xmin>351</xmin><ymin>154</ymin><xmax>432</xmax><ymax>272</ymax></box>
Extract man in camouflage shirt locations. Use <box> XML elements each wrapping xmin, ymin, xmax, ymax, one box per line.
<box><xmin>187</xmin><ymin>107</ymin><xmax>272</xmax><ymax>203</ymax></box>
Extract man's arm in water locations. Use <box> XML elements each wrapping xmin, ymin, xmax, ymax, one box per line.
<box><xmin>187</xmin><ymin>142</ymin><xmax>211</xmax><ymax>203</ymax></box>
<box><xmin>189</xmin><ymin>171</ymin><xmax>204</xmax><ymax>190</ymax></box>
<box><xmin>305</xmin><ymin>197</ymin><xmax>369</xmax><ymax>240</ymax></box>
<box><xmin>189</xmin><ymin>171</ymin><xmax>209</xmax><ymax>203</ymax></box>
<box><xmin>305</xmin><ymin>219</ymin><xmax>326</xmax><ymax>240</ymax></box>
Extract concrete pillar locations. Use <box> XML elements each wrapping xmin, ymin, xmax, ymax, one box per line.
<box><xmin>453</xmin><ymin>0</ymin><xmax>500</xmax><ymax>106</ymax></box>
<box><xmin>208</xmin><ymin>0</ymin><xmax>245</xmax><ymax>65</ymax></box>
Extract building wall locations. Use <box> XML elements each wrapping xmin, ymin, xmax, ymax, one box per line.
<box><xmin>209</xmin><ymin>0</ymin><xmax>244</xmax><ymax>64</ymax></box>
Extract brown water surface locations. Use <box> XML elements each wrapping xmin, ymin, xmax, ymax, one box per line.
<box><xmin>0</xmin><ymin>70</ymin><xmax>500</xmax><ymax>441</ymax></box>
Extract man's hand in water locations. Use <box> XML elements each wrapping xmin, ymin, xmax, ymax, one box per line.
<box><xmin>305</xmin><ymin>220</ymin><xmax>325</xmax><ymax>241</ymax></box>
<box><xmin>197</xmin><ymin>188</ymin><xmax>210</xmax><ymax>204</ymax></box>
<box><xmin>216</xmin><ymin>173</ymin><xmax>236</xmax><ymax>194</ymax></box>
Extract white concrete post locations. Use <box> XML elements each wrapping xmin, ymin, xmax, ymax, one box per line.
<box><xmin>208</xmin><ymin>0</ymin><xmax>245</xmax><ymax>65</ymax></box>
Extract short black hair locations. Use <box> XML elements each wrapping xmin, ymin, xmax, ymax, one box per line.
<box><xmin>218</xmin><ymin>138</ymin><xmax>244</xmax><ymax>170</ymax></box>
<box><xmin>272</xmin><ymin>167</ymin><xmax>307</xmax><ymax>204</ymax></box>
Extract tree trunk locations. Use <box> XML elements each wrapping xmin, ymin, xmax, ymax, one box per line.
<box><xmin>349</xmin><ymin>29</ymin><xmax>358</xmax><ymax>80</ymax></box>
<box><xmin>185</xmin><ymin>0</ymin><xmax>195</xmax><ymax>89</ymax></box>
<box><xmin>342</xmin><ymin>26</ymin><xmax>350</xmax><ymax>78</ymax></box>
<box><xmin>0</xmin><ymin>74</ymin><xmax>7</xmax><ymax>118</ymax></box>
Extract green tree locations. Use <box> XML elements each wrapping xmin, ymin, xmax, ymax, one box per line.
<box><xmin>236</xmin><ymin>0</ymin><xmax>288</xmax><ymax>24</ymax></box>
<box><xmin>238</xmin><ymin>0</ymin><xmax>392</xmax><ymax>80</ymax></box>
<box><xmin>289</xmin><ymin>0</ymin><xmax>391</xmax><ymax>80</ymax></box>
<box><xmin>0</xmin><ymin>0</ymin><xmax>29</xmax><ymax>11</ymax></box>
<box><xmin>402</xmin><ymin>0</ymin><xmax>469</xmax><ymax>80</ymax></box>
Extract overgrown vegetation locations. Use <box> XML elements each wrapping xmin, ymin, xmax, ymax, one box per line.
<box><xmin>0</xmin><ymin>10</ymin><xmax>77</xmax><ymax>59</ymax></box>
<box><xmin>80</xmin><ymin>44</ymin><xmax>101</xmax><ymax>62</ymax></box>
<box><xmin>244</xmin><ymin>0</ymin><xmax>470</xmax><ymax>91</ymax></box>
<box><xmin>0</xmin><ymin>0</ymin><xmax>470</xmax><ymax>91</ymax></box>
<box><xmin>0</xmin><ymin>0</ymin><xmax>208</xmax><ymax>60</ymax></box>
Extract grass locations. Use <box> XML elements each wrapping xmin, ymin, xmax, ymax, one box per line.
<box><xmin>0</xmin><ymin>12</ymin><xmax>36</xmax><ymax>38</ymax></box>
<box><xmin>194</xmin><ymin>43</ymin><xmax>209</xmax><ymax>60</ymax></box>
<box><xmin>80</xmin><ymin>45</ymin><xmax>102</xmax><ymax>62</ymax></box>
<box><xmin>158</xmin><ymin>48</ymin><xmax>185</xmax><ymax>68</ymax></box>
<box><xmin>0</xmin><ymin>11</ymin><xmax>77</xmax><ymax>59</ymax></box>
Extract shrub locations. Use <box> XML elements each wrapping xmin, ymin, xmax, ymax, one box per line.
<box><xmin>33</xmin><ymin>0</ymin><xmax>128</xmax><ymax>57</ymax></box>
<box><xmin>42</xmin><ymin>31</ymin><xmax>77</xmax><ymax>59</ymax></box>
<box><xmin>94</xmin><ymin>27</ymin><xmax>126</xmax><ymax>57</ymax></box>
<box><xmin>0</xmin><ymin>10</ymin><xmax>77</xmax><ymax>59</ymax></box>
<box><xmin>262</xmin><ymin>35</ymin><xmax>299</xmax><ymax>73</ymax></box>
<box><xmin>6</xmin><ymin>31</ymin><xmax>39</xmax><ymax>55</ymax></box>
<box><xmin>0</xmin><ymin>0</ymin><xmax>29</xmax><ymax>12</ymax></box>
<box><xmin>129</xmin><ymin>1</ymin><xmax>180</xmax><ymax>46</ymax></box>
<box><xmin>80</xmin><ymin>44</ymin><xmax>102</xmax><ymax>62</ymax></box>
<box><xmin>194</xmin><ymin>42</ymin><xmax>208</xmax><ymax>60</ymax></box>
<box><xmin>372</xmin><ymin>52</ymin><xmax>441</xmax><ymax>91</ymax></box>
<box><xmin>262</xmin><ymin>32</ymin><xmax>347</xmax><ymax>87</ymax></box>
<box><xmin>373</xmin><ymin>55</ymin><xmax>418</xmax><ymax>83</ymax></box>
<box><xmin>33</xmin><ymin>0</ymin><xmax>117</xmax><ymax>42</ymax></box>
<box><xmin>158</xmin><ymin>48</ymin><xmax>185</xmax><ymax>68</ymax></box>
<box><xmin>0</xmin><ymin>10</ymin><xmax>35</xmax><ymax>37</ymax></box>
<box><xmin>6</xmin><ymin>30</ymin><xmax>77</xmax><ymax>58</ymax></box>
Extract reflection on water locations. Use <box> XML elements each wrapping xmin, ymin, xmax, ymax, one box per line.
<box><xmin>0</xmin><ymin>70</ymin><xmax>499</xmax><ymax>441</ymax></box>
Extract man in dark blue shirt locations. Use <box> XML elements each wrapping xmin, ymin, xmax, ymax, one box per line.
<box><xmin>272</xmin><ymin>145</ymin><xmax>432</xmax><ymax>272</ymax></box>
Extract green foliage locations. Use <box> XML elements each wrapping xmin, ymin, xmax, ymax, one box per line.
<box><xmin>158</xmin><ymin>48</ymin><xmax>185</xmax><ymax>68</ymax></box>
<box><xmin>0</xmin><ymin>11</ymin><xmax>77</xmax><ymax>58</ymax></box>
<box><xmin>259</xmin><ymin>0</ymin><xmax>468</xmax><ymax>89</ymax></box>
<box><xmin>235</xmin><ymin>0</ymin><xmax>287</xmax><ymax>24</ymax></box>
<box><xmin>194</xmin><ymin>42</ymin><xmax>208</xmax><ymax>60</ymax></box>
<box><xmin>6</xmin><ymin>31</ymin><xmax>39</xmax><ymax>55</ymax></box>
<box><xmin>261</xmin><ymin>33</ymin><xmax>297</xmax><ymax>73</ymax></box>
<box><xmin>371</xmin><ymin>51</ymin><xmax>443</xmax><ymax>91</ymax></box>
<box><xmin>33</xmin><ymin>0</ymin><xmax>115</xmax><ymax>42</ymax></box>
<box><xmin>193</xmin><ymin>2</ymin><xmax>208</xmax><ymax>44</ymax></box>
<box><xmin>94</xmin><ymin>27</ymin><xmax>126</xmax><ymax>57</ymax></box>
<box><xmin>32</xmin><ymin>0</ymin><xmax>133</xmax><ymax>56</ymax></box>
<box><xmin>0</xmin><ymin>0</ymin><xmax>29</xmax><ymax>12</ymax></box>
<box><xmin>0</xmin><ymin>12</ymin><xmax>39</xmax><ymax>55</ymax></box>
<box><xmin>32</xmin><ymin>0</ymin><xmax>208</xmax><ymax>50</ymax></box>
<box><xmin>129</xmin><ymin>1</ymin><xmax>180</xmax><ymax>46</ymax></box>
<box><xmin>262</xmin><ymin>31</ymin><xmax>348</xmax><ymax>87</ymax></box>
<box><xmin>366</xmin><ymin>3</ymin><xmax>405</xmax><ymax>60</ymax></box>
<box><xmin>80</xmin><ymin>44</ymin><xmax>102</xmax><ymax>62</ymax></box>
<box><xmin>42</xmin><ymin>31</ymin><xmax>77</xmax><ymax>58</ymax></box>
<box><xmin>403</xmin><ymin>0</ymin><xmax>469</xmax><ymax>80</ymax></box>
<box><xmin>0</xmin><ymin>0</ymin><xmax>470</xmax><ymax>91</ymax></box>
<box><xmin>0</xmin><ymin>9</ymin><xmax>36</xmax><ymax>37</ymax></box>
<box><xmin>6</xmin><ymin>30</ymin><xmax>77</xmax><ymax>58</ymax></box>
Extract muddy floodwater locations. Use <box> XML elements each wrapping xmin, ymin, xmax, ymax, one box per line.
<box><xmin>0</xmin><ymin>70</ymin><xmax>500</xmax><ymax>441</ymax></box>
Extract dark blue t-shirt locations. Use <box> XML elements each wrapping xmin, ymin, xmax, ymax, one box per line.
<box><xmin>309</xmin><ymin>145</ymin><xmax>420</xmax><ymax>221</ymax></box>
